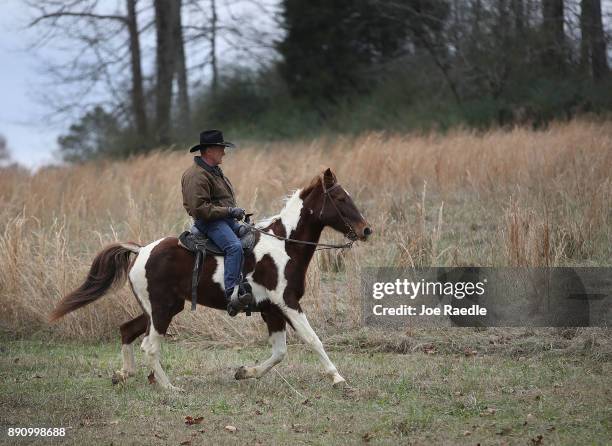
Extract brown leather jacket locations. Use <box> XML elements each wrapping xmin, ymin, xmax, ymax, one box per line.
<box><xmin>181</xmin><ymin>156</ymin><xmax>236</xmax><ymax>222</ymax></box>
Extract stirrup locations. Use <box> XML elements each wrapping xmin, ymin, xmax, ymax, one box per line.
<box><xmin>226</xmin><ymin>284</ymin><xmax>254</xmax><ymax>317</ymax></box>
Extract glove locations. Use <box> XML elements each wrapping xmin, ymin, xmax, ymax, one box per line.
<box><xmin>229</xmin><ymin>207</ymin><xmax>246</xmax><ymax>220</ymax></box>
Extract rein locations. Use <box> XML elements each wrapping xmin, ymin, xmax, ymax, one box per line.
<box><xmin>243</xmin><ymin>222</ymin><xmax>354</xmax><ymax>251</ymax></box>
<box><xmin>243</xmin><ymin>179</ymin><xmax>356</xmax><ymax>251</ymax></box>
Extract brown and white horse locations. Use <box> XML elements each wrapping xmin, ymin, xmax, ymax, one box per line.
<box><xmin>50</xmin><ymin>168</ymin><xmax>372</xmax><ymax>390</ymax></box>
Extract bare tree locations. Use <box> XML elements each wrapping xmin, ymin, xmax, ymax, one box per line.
<box><xmin>542</xmin><ymin>0</ymin><xmax>566</xmax><ymax>71</ymax></box>
<box><xmin>154</xmin><ymin>0</ymin><xmax>177</xmax><ymax>144</ymax></box>
<box><xmin>173</xmin><ymin>0</ymin><xmax>191</xmax><ymax>129</ymax></box>
<box><xmin>210</xmin><ymin>0</ymin><xmax>218</xmax><ymax>94</ymax></box>
<box><xmin>580</xmin><ymin>0</ymin><xmax>609</xmax><ymax>80</ymax></box>
<box><xmin>512</xmin><ymin>0</ymin><xmax>525</xmax><ymax>34</ymax></box>
<box><xmin>27</xmin><ymin>1</ymin><xmax>150</xmax><ymax>139</ymax></box>
<box><xmin>126</xmin><ymin>0</ymin><xmax>148</xmax><ymax>140</ymax></box>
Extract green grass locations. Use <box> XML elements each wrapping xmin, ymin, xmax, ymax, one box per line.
<box><xmin>1</xmin><ymin>330</ymin><xmax>610</xmax><ymax>445</ymax></box>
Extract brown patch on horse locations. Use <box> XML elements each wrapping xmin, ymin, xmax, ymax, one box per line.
<box><xmin>261</xmin><ymin>303</ymin><xmax>288</xmax><ymax>333</ymax></box>
<box><xmin>252</xmin><ymin>254</ymin><xmax>278</xmax><ymax>291</ymax></box>
<box><xmin>141</xmin><ymin>238</ymin><xmax>232</xmax><ymax>332</ymax></box>
<box><xmin>281</xmin><ymin>203</ymin><xmax>324</xmax><ymax>311</ymax></box>
<box><xmin>120</xmin><ymin>314</ymin><xmax>148</xmax><ymax>344</ymax></box>
<box><xmin>49</xmin><ymin>243</ymin><xmax>140</xmax><ymax>322</ymax></box>
<box><xmin>269</xmin><ymin>218</ymin><xmax>287</xmax><ymax>238</ymax></box>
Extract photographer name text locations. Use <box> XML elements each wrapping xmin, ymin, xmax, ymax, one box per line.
<box><xmin>372</xmin><ymin>304</ymin><xmax>487</xmax><ymax>316</ymax></box>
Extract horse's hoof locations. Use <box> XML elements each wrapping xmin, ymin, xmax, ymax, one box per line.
<box><xmin>234</xmin><ymin>366</ymin><xmax>250</xmax><ymax>380</ymax></box>
<box><xmin>332</xmin><ymin>374</ymin><xmax>347</xmax><ymax>387</ymax></box>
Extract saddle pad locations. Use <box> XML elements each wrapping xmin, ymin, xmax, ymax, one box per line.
<box><xmin>178</xmin><ymin>230</ymin><xmax>255</xmax><ymax>256</ymax></box>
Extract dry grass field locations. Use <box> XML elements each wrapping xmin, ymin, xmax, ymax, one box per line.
<box><xmin>1</xmin><ymin>120</ymin><xmax>610</xmax><ymax>340</ymax></box>
<box><xmin>1</xmin><ymin>121</ymin><xmax>611</xmax><ymax>444</ymax></box>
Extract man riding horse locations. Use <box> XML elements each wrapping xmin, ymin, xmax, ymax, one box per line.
<box><xmin>181</xmin><ymin>129</ymin><xmax>254</xmax><ymax>316</ymax></box>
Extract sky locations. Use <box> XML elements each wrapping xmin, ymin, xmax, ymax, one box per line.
<box><xmin>0</xmin><ymin>1</ymin><xmax>60</xmax><ymax>169</ymax></box>
<box><xmin>0</xmin><ymin>0</ymin><xmax>279</xmax><ymax>170</ymax></box>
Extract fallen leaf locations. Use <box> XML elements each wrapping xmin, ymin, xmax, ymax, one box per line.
<box><xmin>184</xmin><ymin>416</ymin><xmax>204</xmax><ymax>426</ymax></box>
<box><xmin>464</xmin><ymin>349</ymin><xmax>478</xmax><ymax>357</ymax></box>
<box><xmin>531</xmin><ymin>434</ymin><xmax>544</xmax><ymax>445</ymax></box>
<box><xmin>147</xmin><ymin>372</ymin><xmax>156</xmax><ymax>385</ymax></box>
<box><xmin>179</xmin><ymin>440</ymin><xmax>191</xmax><ymax>446</ymax></box>
<box><xmin>463</xmin><ymin>430</ymin><xmax>472</xmax><ymax>436</ymax></box>
<box><xmin>224</xmin><ymin>425</ymin><xmax>237</xmax><ymax>433</ymax></box>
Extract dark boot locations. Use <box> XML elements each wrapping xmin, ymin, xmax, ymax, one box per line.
<box><xmin>226</xmin><ymin>283</ymin><xmax>254</xmax><ymax>317</ymax></box>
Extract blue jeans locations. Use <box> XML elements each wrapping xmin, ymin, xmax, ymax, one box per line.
<box><xmin>194</xmin><ymin>218</ymin><xmax>242</xmax><ymax>295</ymax></box>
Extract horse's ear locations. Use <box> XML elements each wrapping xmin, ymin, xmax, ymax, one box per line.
<box><xmin>322</xmin><ymin>168</ymin><xmax>336</xmax><ymax>188</ymax></box>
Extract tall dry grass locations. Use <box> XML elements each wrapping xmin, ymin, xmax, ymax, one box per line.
<box><xmin>1</xmin><ymin>120</ymin><xmax>611</xmax><ymax>340</ymax></box>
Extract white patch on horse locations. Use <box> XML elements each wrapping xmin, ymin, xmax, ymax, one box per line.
<box><xmin>251</xmin><ymin>230</ymin><xmax>289</xmax><ymax>298</ymax></box>
<box><xmin>280</xmin><ymin>306</ymin><xmax>345</xmax><ymax>385</ymax></box>
<box><xmin>279</xmin><ymin>189</ymin><xmax>304</xmax><ymax>236</ymax></box>
<box><xmin>211</xmin><ymin>255</ymin><xmax>224</xmax><ymax>291</ymax></box>
<box><xmin>140</xmin><ymin>324</ymin><xmax>181</xmax><ymax>391</ymax></box>
<box><xmin>246</xmin><ymin>277</ymin><xmax>271</xmax><ymax>304</ymax></box>
<box><xmin>121</xmin><ymin>344</ymin><xmax>136</xmax><ymax>376</ymax></box>
<box><xmin>128</xmin><ymin>238</ymin><xmax>165</xmax><ymax>315</ymax></box>
<box><xmin>247</xmin><ymin>190</ymin><xmax>305</xmax><ymax>304</ymax></box>
<box><xmin>236</xmin><ymin>330</ymin><xmax>287</xmax><ymax>379</ymax></box>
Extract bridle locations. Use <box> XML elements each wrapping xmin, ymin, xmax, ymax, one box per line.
<box><xmin>318</xmin><ymin>175</ymin><xmax>358</xmax><ymax>242</ymax></box>
<box><xmin>243</xmin><ymin>177</ymin><xmax>357</xmax><ymax>250</ymax></box>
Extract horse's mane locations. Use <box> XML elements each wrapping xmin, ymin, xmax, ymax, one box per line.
<box><xmin>255</xmin><ymin>173</ymin><xmax>323</xmax><ymax>229</ymax></box>
<box><xmin>255</xmin><ymin>190</ymin><xmax>296</xmax><ymax>229</ymax></box>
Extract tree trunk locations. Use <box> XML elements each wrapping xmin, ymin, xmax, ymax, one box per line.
<box><xmin>580</xmin><ymin>0</ymin><xmax>592</xmax><ymax>73</ymax></box>
<box><xmin>210</xmin><ymin>0</ymin><xmax>218</xmax><ymax>94</ymax></box>
<box><xmin>173</xmin><ymin>0</ymin><xmax>190</xmax><ymax>130</ymax></box>
<box><xmin>512</xmin><ymin>0</ymin><xmax>525</xmax><ymax>34</ymax></box>
<box><xmin>589</xmin><ymin>0</ymin><xmax>609</xmax><ymax>80</ymax></box>
<box><xmin>580</xmin><ymin>0</ymin><xmax>609</xmax><ymax>80</ymax></box>
<box><xmin>541</xmin><ymin>0</ymin><xmax>565</xmax><ymax>72</ymax></box>
<box><xmin>154</xmin><ymin>0</ymin><xmax>176</xmax><ymax>145</ymax></box>
<box><xmin>126</xmin><ymin>0</ymin><xmax>147</xmax><ymax>142</ymax></box>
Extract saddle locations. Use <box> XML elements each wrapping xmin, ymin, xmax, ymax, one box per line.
<box><xmin>178</xmin><ymin>224</ymin><xmax>256</xmax><ymax>312</ymax></box>
<box><xmin>178</xmin><ymin>224</ymin><xmax>256</xmax><ymax>255</ymax></box>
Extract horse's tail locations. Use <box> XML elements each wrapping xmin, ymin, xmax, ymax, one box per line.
<box><xmin>49</xmin><ymin>243</ymin><xmax>141</xmax><ymax>322</ymax></box>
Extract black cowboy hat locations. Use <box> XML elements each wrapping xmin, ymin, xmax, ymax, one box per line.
<box><xmin>189</xmin><ymin>129</ymin><xmax>236</xmax><ymax>152</ymax></box>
